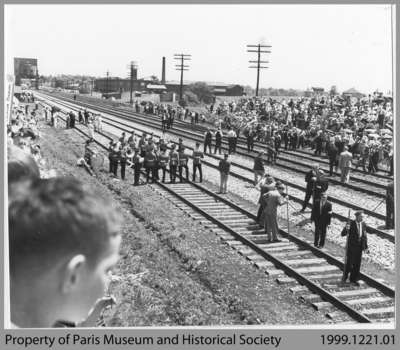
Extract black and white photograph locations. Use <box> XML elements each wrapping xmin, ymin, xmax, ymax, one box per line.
<box><xmin>4</xmin><ymin>2</ymin><xmax>396</xmax><ymax>330</ymax></box>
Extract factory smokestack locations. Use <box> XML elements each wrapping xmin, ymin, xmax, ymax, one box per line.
<box><xmin>161</xmin><ymin>57</ymin><xmax>166</xmax><ymax>84</ymax></box>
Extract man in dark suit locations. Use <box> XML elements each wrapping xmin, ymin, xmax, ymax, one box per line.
<box><xmin>283</xmin><ymin>129</ymin><xmax>289</xmax><ymax>150</ymax></box>
<box><xmin>300</xmin><ymin>164</ymin><xmax>318</xmax><ymax>212</ymax></box>
<box><xmin>311</xmin><ymin>192</ymin><xmax>332</xmax><ymax>248</ymax></box>
<box><xmin>386</xmin><ymin>181</ymin><xmax>394</xmax><ymax>229</ymax></box>
<box><xmin>341</xmin><ymin>211</ymin><xmax>368</xmax><ymax>285</ymax></box>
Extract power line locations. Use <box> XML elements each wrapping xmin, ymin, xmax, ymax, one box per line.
<box><xmin>173</xmin><ymin>53</ymin><xmax>191</xmax><ymax>103</ymax></box>
<box><xmin>247</xmin><ymin>44</ymin><xmax>271</xmax><ymax>97</ymax></box>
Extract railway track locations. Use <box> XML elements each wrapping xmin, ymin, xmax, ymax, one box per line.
<box><xmin>43</xmin><ymin>91</ymin><xmax>391</xmax><ymax>193</ymax></box>
<box><xmin>42</xmin><ymin>103</ymin><xmax>395</xmax><ymax>324</ymax></box>
<box><xmin>38</xmin><ymin>93</ymin><xmax>394</xmax><ymax>242</ymax></box>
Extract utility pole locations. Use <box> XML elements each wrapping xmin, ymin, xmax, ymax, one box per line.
<box><xmin>127</xmin><ymin>61</ymin><xmax>137</xmax><ymax>105</ymax></box>
<box><xmin>105</xmin><ymin>70</ymin><xmax>110</xmax><ymax>97</ymax></box>
<box><xmin>35</xmin><ymin>70</ymin><xmax>39</xmax><ymax>90</ymax></box>
<box><xmin>173</xmin><ymin>53</ymin><xmax>191</xmax><ymax>103</ymax></box>
<box><xmin>247</xmin><ymin>44</ymin><xmax>271</xmax><ymax>97</ymax></box>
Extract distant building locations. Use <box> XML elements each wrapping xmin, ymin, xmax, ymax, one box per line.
<box><xmin>165</xmin><ymin>81</ymin><xmax>244</xmax><ymax>96</ymax></box>
<box><xmin>94</xmin><ymin>74</ymin><xmax>244</xmax><ymax>97</ymax></box>
<box><xmin>342</xmin><ymin>88</ymin><xmax>365</xmax><ymax>99</ymax></box>
<box><xmin>94</xmin><ymin>77</ymin><xmax>150</xmax><ymax>93</ymax></box>
<box><xmin>14</xmin><ymin>57</ymin><xmax>38</xmax><ymax>85</ymax></box>
<box><xmin>311</xmin><ymin>87</ymin><xmax>325</xmax><ymax>95</ymax></box>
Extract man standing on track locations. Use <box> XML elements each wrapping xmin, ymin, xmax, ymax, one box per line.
<box><xmin>78</xmin><ymin>109</ymin><xmax>84</xmax><ymax>124</ymax></box>
<box><xmin>69</xmin><ymin>112</ymin><xmax>76</xmax><ymax>128</ymax></box>
<box><xmin>338</xmin><ymin>145</ymin><xmax>353</xmax><ymax>183</ymax></box>
<box><xmin>178</xmin><ymin>146</ymin><xmax>189</xmax><ymax>182</ymax></box>
<box><xmin>204</xmin><ymin>128</ymin><xmax>212</xmax><ymax>154</ymax></box>
<box><xmin>246</xmin><ymin>128</ymin><xmax>255</xmax><ymax>152</ymax></box>
<box><xmin>119</xmin><ymin>145</ymin><xmax>128</xmax><ymax>180</ymax></box>
<box><xmin>131</xmin><ymin>149</ymin><xmax>143</xmax><ymax>186</ymax></box>
<box><xmin>169</xmin><ymin>144</ymin><xmax>179</xmax><ymax>183</ymax></box>
<box><xmin>158</xmin><ymin>148</ymin><xmax>169</xmax><ymax>183</ymax></box>
<box><xmin>227</xmin><ymin>128</ymin><xmax>236</xmax><ymax>154</ymax></box>
<box><xmin>127</xmin><ymin>131</ymin><xmax>137</xmax><ymax>150</ymax></box>
<box><xmin>313</xmin><ymin>169</ymin><xmax>329</xmax><ymax>202</ymax></box>
<box><xmin>386</xmin><ymin>181</ymin><xmax>394</xmax><ymax>229</ymax></box>
<box><xmin>214</xmin><ymin>128</ymin><xmax>223</xmax><ymax>155</ymax></box>
<box><xmin>256</xmin><ymin>174</ymin><xmax>275</xmax><ymax>224</ymax></box>
<box><xmin>310</xmin><ymin>192</ymin><xmax>332</xmax><ymax>248</ymax></box>
<box><xmin>218</xmin><ymin>153</ymin><xmax>230</xmax><ymax>194</ymax></box>
<box><xmin>300</xmin><ymin>163</ymin><xmax>318</xmax><ymax>212</ymax></box>
<box><xmin>262</xmin><ymin>183</ymin><xmax>287</xmax><ymax>243</ymax></box>
<box><xmin>192</xmin><ymin>142</ymin><xmax>204</xmax><ymax>182</ymax></box>
<box><xmin>341</xmin><ymin>211</ymin><xmax>368</xmax><ymax>285</ymax></box>
<box><xmin>110</xmin><ymin>142</ymin><xmax>120</xmax><ymax>178</ymax></box>
<box><xmin>161</xmin><ymin>113</ymin><xmax>167</xmax><ymax>132</ymax></box>
<box><xmin>144</xmin><ymin>149</ymin><xmax>158</xmax><ymax>183</ymax></box>
<box><xmin>84</xmin><ymin>109</ymin><xmax>90</xmax><ymax>125</ymax></box>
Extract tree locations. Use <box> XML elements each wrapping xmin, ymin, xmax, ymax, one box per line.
<box><xmin>244</xmin><ymin>85</ymin><xmax>255</xmax><ymax>96</ymax></box>
<box><xmin>187</xmin><ymin>82</ymin><xmax>214</xmax><ymax>104</ymax></box>
<box><xmin>183</xmin><ymin>90</ymin><xmax>199</xmax><ymax>104</ymax></box>
<box><xmin>150</xmin><ymin>75</ymin><xmax>159</xmax><ymax>83</ymax></box>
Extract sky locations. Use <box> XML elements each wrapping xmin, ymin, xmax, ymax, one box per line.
<box><xmin>4</xmin><ymin>4</ymin><xmax>394</xmax><ymax>94</ymax></box>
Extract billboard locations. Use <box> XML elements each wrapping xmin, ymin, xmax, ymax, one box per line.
<box><xmin>14</xmin><ymin>57</ymin><xmax>38</xmax><ymax>85</ymax></box>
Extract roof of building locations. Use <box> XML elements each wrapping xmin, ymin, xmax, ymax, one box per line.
<box><xmin>146</xmin><ymin>84</ymin><xmax>167</xmax><ymax>90</ymax></box>
<box><xmin>342</xmin><ymin>87</ymin><xmax>363</xmax><ymax>95</ymax></box>
<box><xmin>165</xmin><ymin>80</ymin><xmax>240</xmax><ymax>88</ymax></box>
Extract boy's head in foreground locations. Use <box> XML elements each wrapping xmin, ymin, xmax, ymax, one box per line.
<box><xmin>9</xmin><ymin>177</ymin><xmax>122</xmax><ymax>327</ymax></box>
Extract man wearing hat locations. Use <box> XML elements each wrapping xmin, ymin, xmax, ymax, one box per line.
<box><xmin>262</xmin><ymin>183</ymin><xmax>287</xmax><ymax>242</ymax></box>
<box><xmin>256</xmin><ymin>174</ymin><xmax>276</xmax><ymax>223</ymax></box>
<box><xmin>218</xmin><ymin>154</ymin><xmax>230</xmax><ymax>194</ymax></box>
<box><xmin>214</xmin><ymin>128</ymin><xmax>223</xmax><ymax>155</ymax></box>
<box><xmin>300</xmin><ymin>163</ymin><xmax>319</xmax><ymax>212</ymax></box>
<box><xmin>327</xmin><ymin>141</ymin><xmax>339</xmax><ymax>176</ymax></box>
<box><xmin>311</xmin><ymin>192</ymin><xmax>332</xmax><ymax>248</ymax></box>
<box><xmin>341</xmin><ymin>210</ymin><xmax>368</xmax><ymax>285</ymax></box>
<box><xmin>203</xmin><ymin>128</ymin><xmax>213</xmax><ymax>154</ymax></box>
<box><xmin>338</xmin><ymin>145</ymin><xmax>353</xmax><ymax>183</ymax></box>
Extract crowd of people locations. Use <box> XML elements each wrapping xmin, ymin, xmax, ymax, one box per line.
<box><xmin>137</xmin><ymin>92</ymin><xmax>394</xmax><ymax>179</ymax></box>
<box><xmin>103</xmin><ymin>131</ymin><xmax>205</xmax><ymax>185</ymax></box>
<box><xmin>8</xmin><ymin>97</ymin><xmax>121</xmax><ymax>328</ymax></box>
<box><xmin>204</xmin><ymin>92</ymin><xmax>394</xmax><ymax>176</ymax></box>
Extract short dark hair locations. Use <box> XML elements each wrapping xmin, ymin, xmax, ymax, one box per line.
<box><xmin>8</xmin><ymin>145</ymin><xmax>40</xmax><ymax>185</ymax></box>
<box><xmin>9</xmin><ymin>177</ymin><xmax>122</xmax><ymax>278</ymax></box>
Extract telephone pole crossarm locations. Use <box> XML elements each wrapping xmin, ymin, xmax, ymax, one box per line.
<box><xmin>174</xmin><ymin>53</ymin><xmax>191</xmax><ymax>102</ymax></box>
<box><xmin>246</xmin><ymin>43</ymin><xmax>272</xmax><ymax>97</ymax></box>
